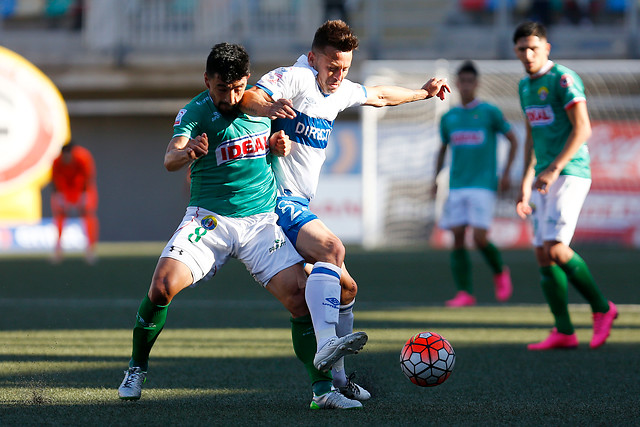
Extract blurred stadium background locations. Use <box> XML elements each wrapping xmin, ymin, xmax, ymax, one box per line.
<box><xmin>2</xmin><ymin>3</ymin><xmax>640</xmax><ymax>424</ymax></box>
<box><xmin>0</xmin><ymin>0</ymin><xmax>639</xmax><ymax>249</ymax></box>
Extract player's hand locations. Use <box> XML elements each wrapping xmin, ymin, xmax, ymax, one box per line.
<box><xmin>422</xmin><ymin>78</ymin><xmax>451</xmax><ymax>101</ymax></box>
<box><xmin>534</xmin><ymin>166</ymin><xmax>560</xmax><ymax>195</ymax></box>
<box><xmin>269</xmin><ymin>130</ymin><xmax>291</xmax><ymax>157</ymax></box>
<box><xmin>268</xmin><ymin>99</ymin><xmax>296</xmax><ymax>120</ymax></box>
<box><xmin>515</xmin><ymin>187</ymin><xmax>532</xmax><ymax>219</ymax></box>
<box><xmin>186</xmin><ymin>133</ymin><xmax>208</xmax><ymax>159</ymax></box>
<box><xmin>516</xmin><ymin>200</ymin><xmax>532</xmax><ymax>219</ymax></box>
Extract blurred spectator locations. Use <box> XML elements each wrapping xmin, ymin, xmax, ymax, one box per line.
<box><xmin>51</xmin><ymin>141</ymin><xmax>99</xmax><ymax>264</ymax></box>
<box><xmin>325</xmin><ymin>0</ymin><xmax>356</xmax><ymax>23</ymax></box>
<box><xmin>45</xmin><ymin>0</ymin><xmax>84</xmax><ymax>29</ymax></box>
<box><xmin>525</xmin><ymin>0</ymin><xmax>562</xmax><ymax>27</ymax></box>
<box><xmin>562</xmin><ymin>0</ymin><xmax>602</xmax><ymax>26</ymax></box>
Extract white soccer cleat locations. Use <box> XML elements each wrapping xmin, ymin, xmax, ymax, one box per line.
<box><xmin>313</xmin><ymin>331</ymin><xmax>368</xmax><ymax>372</ymax></box>
<box><xmin>309</xmin><ymin>388</ymin><xmax>362</xmax><ymax>409</ymax></box>
<box><xmin>118</xmin><ymin>367</ymin><xmax>146</xmax><ymax>400</ymax></box>
<box><xmin>338</xmin><ymin>373</ymin><xmax>371</xmax><ymax>401</ymax></box>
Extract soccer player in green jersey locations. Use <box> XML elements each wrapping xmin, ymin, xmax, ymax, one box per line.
<box><xmin>513</xmin><ymin>21</ymin><xmax>618</xmax><ymax>350</ymax></box>
<box><xmin>117</xmin><ymin>43</ymin><xmax>362</xmax><ymax>409</ymax></box>
<box><xmin>434</xmin><ymin>60</ymin><xmax>518</xmax><ymax>307</ymax></box>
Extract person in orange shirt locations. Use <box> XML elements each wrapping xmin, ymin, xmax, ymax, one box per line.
<box><xmin>51</xmin><ymin>141</ymin><xmax>98</xmax><ymax>263</ymax></box>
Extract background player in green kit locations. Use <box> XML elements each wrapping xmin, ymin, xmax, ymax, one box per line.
<box><xmin>513</xmin><ymin>22</ymin><xmax>618</xmax><ymax>350</ymax></box>
<box><xmin>117</xmin><ymin>43</ymin><xmax>362</xmax><ymax>409</ymax></box>
<box><xmin>434</xmin><ymin>60</ymin><xmax>518</xmax><ymax>307</ymax></box>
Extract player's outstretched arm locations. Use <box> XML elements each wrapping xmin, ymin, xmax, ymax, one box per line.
<box><xmin>240</xmin><ymin>87</ymin><xmax>296</xmax><ymax>120</ymax></box>
<box><xmin>364</xmin><ymin>78</ymin><xmax>450</xmax><ymax>107</ymax></box>
<box><xmin>164</xmin><ymin>133</ymin><xmax>208</xmax><ymax>171</ymax></box>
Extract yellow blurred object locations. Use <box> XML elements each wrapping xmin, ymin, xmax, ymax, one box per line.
<box><xmin>0</xmin><ymin>46</ymin><xmax>70</xmax><ymax>223</ymax></box>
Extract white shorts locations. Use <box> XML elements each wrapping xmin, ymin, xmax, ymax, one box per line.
<box><xmin>439</xmin><ymin>188</ymin><xmax>496</xmax><ymax>230</ymax></box>
<box><xmin>530</xmin><ymin>175</ymin><xmax>591</xmax><ymax>247</ymax></box>
<box><xmin>160</xmin><ymin>206</ymin><xmax>303</xmax><ymax>287</ymax></box>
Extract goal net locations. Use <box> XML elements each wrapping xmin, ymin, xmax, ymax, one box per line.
<box><xmin>360</xmin><ymin>59</ymin><xmax>640</xmax><ymax>249</ymax></box>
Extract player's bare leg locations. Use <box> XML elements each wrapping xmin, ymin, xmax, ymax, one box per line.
<box><xmin>79</xmin><ymin>200</ymin><xmax>99</xmax><ymax>265</ymax></box>
<box><xmin>50</xmin><ymin>195</ymin><xmax>66</xmax><ymax>264</ymax></box>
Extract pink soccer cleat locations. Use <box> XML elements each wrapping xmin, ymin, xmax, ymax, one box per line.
<box><xmin>527</xmin><ymin>328</ymin><xmax>578</xmax><ymax>351</ymax></box>
<box><xmin>445</xmin><ymin>291</ymin><xmax>476</xmax><ymax>307</ymax></box>
<box><xmin>590</xmin><ymin>301</ymin><xmax>618</xmax><ymax>349</ymax></box>
<box><xmin>493</xmin><ymin>267</ymin><xmax>513</xmax><ymax>302</ymax></box>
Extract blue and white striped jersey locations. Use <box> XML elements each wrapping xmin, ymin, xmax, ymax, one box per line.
<box><xmin>256</xmin><ymin>55</ymin><xmax>367</xmax><ymax>200</ymax></box>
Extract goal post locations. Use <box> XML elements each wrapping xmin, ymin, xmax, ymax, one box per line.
<box><xmin>360</xmin><ymin>59</ymin><xmax>640</xmax><ymax>249</ymax></box>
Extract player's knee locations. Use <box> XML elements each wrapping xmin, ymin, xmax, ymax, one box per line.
<box><xmin>149</xmin><ymin>274</ymin><xmax>177</xmax><ymax>305</ymax></box>
<box><xmin>340</xmin><ymin>278</ymin><xmax>357</xmax><ymax>305</ymax></box>
<box><xmin>547</xmin><ymin>242</ymin><xmax>572</xmax><ymax>265</ymax></box>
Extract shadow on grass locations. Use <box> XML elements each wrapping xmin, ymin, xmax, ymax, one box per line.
<box><xmin>2</xmin><ymin>342</ymin><xmax>639</xmax><ymax>426</ymax></box>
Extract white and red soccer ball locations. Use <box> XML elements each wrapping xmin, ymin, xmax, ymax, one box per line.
<box><xmin>400</xmin><ymin>331</ymin><xmax>455</xmax><ymax>387</ymax></box>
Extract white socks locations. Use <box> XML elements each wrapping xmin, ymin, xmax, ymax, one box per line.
<box><xmin>332</xmin><ymin>299</ymin><xmax>355</xmax><ymax>387</ymax></box>
<box><xmin>305</xmin><ymin>262</ymin><xmax>342</xmax><ymax>351</ymax></box>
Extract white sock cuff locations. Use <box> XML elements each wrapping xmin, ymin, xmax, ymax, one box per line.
<box><xmin>311</xmin><ymin>262</ymin><xmax>342</xmax><ymax>279</ymax></box>
<box><xmin>339</xmin><ymin>298</ymin><xmax>355</xmax><ymax>312</ymax></box>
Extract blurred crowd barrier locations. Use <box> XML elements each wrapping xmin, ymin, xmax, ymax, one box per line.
<box><xmin>0</xmin><ymin>0</ymin><xmax>638</xmax><ymax>65</ymax></box>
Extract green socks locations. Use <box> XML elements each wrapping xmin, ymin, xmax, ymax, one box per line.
<box><xmin>559</xmin><ymin>253</ymin><xmax>609</xmax><ymax>313</ymax></box>
<box><xmin>451</xmin><ymin>248</ymin><xmax>472</xmax><ymax>293</ymax></box>
<box><xmin>478</xmin><ymin>242</ymin><xmax>503</xmax><ymax>274</ymax></box>
<box><xmin>290</xmin><ymin>315</ymin><xmax>332</xmax><ymax>389</ymax></box>
<box><xmin>540</xmin><ymin>265</ymin><xmax>574</xmax><ymax>334</ymax></box>
<box><xmin>130</xmin><ymin>295</ymin><xmax>169</xmax><ymax>371</ymax></box>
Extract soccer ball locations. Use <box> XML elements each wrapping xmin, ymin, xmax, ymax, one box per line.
<box><xmin>400</xmin><ymin>331</ymin><xmax>455</xmax><ymax>387</ymax></box>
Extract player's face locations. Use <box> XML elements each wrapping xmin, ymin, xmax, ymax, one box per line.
<box><xmin>308</xmin><ymin>47</ymin><xmax>353</xmax><ymax>94</ymax></box>
<box><xmin>514</xmin><ymin>35</ymin><xmax>550</xmax><ymax>75</ymax></box>
<box><xmin>204</xmin><ymin>73</ymin><xmax>249</xmax><ymax>115</ymax></box>
<box><xmin>456</xmin><ymin>72</ymin><xmax>478</xmax><ymax>102</ymax></box>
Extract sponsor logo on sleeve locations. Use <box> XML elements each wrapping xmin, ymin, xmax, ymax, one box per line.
<box><xmin>560</xmin><ymin>74</ymin><xmax>574</xmax><ymax>88</ymax></box>
<box><xmin>174</xmin><ymin>109</ymin><xmax>187</xmax><ymax>125</ymax></box>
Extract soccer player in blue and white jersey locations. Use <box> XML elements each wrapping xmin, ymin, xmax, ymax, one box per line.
<box><xmin>434</xmin><ymin>61</ymin><xmax>518</xmax><ymax>307</ymax></box>
<box><xmin>241</xmin><ymin>20</ymin><xmax>450</xmax><ymax>401</ymax></box>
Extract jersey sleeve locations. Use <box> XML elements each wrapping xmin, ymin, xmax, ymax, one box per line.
<box><xmin>255</xmin><ymin>66</ymin><xmax>299</xmax><ymax>102</ymax></box>
<box><xmin>173</xmin><ymin>104</ymin><xmax>201</xmax><ymax>139</ymax></box>
<box><xmin>338</xmin><ymin>79</ymin><xmax>368</xmax><ymax>110</ymax></box>
<box><xmin>558</xmin><ymin>69</ymin><xmax>586</xmax><ymax>110</ymax></box>
<box><xmin>491</xmin><ymin>105</ymin><xmax>512</xmax><ymax>135</ymax></box>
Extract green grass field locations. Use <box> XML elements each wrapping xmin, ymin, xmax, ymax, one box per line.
<box><xmin>1</xmin><ymin>244</ymin><xmax>639</xmax><ymax>426</ymax></box>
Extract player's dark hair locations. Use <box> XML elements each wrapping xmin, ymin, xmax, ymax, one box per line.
<box><xmin>312</xmin><ymin>20</ymin><xmax>359</xmax><ymax>53</ymax></box>
<box><xmin>457</xmin><ymin>60</ymin><xmax>478</xmax><ymax>77</ymax></box>
<box><xmin>513</xmin><ymin>21</ymin><xmax>547</xmax><ymax>44</ymax></box>
<box><xmin>206</xmin><ymin>43</ymin><xmax>250</xmax><ymax>83</ymax></box>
